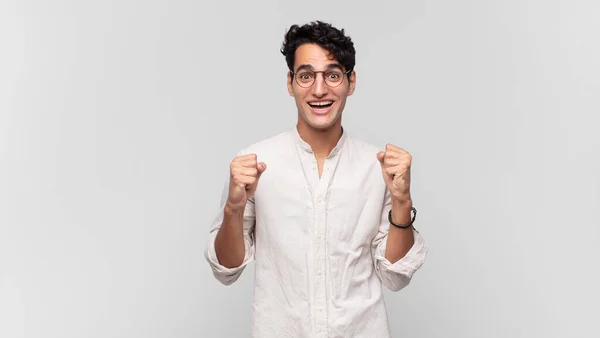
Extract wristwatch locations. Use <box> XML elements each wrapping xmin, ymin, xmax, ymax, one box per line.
<box><xmin>388</xmin><ymin>207</ymin><xmax>417</xmax><ymax>228</ymax></box>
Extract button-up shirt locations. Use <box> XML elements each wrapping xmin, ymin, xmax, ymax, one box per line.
<box><xmin>205</xmin><ymin>127</ymin><xmax>428</xmax><ymax>337</ymax></box>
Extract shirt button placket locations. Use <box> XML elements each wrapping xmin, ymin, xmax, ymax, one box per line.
<box><xmin>314</xmin><ymin>192</ymin><xmax>328</xmax><ymax>335</ymax></box>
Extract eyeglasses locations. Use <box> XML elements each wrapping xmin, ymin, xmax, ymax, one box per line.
<box><xmin>291</xmin><ymin>68</ymin><xmax>352</xmax><ymax>88</ymax></box>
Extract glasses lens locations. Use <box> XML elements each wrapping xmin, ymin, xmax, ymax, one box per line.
<box><xmin>324</xmin><ymin>70</ymin><xmax>344</xmax><ymax>87</ymax></box>
<box><xmin>295</xmin><ymin>71</ymin><xmax>314</xmax><ymax>87</ymax></box>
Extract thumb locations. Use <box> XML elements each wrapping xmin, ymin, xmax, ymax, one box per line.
<box><xmin>257</xmin><ymin>162</ymin><xmax>267</xmax><ymax>176</ymax></box>
<box><xmin>376</xmin><ymin>151</ymin><xmax>385</xmax><ymax>164</ymax></box>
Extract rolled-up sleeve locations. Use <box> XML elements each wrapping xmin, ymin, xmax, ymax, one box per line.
<box><xmin>204</xmin><ymin>177</ymin><xmax>256</xmax><ymax>286</ymax></box>
<box><xmin>372</xmin><ymin>189</ymin><xmax>428</xmax><ymax>291</ymax></box>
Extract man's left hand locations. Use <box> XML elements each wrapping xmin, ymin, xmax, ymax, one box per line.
<box><xmin>377</xmin><ymin>144</ymin><xmax>412</xmax><ymax>203</ymax></box>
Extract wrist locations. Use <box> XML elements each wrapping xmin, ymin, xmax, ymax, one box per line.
<box><xmin>391</xmin><ymin>197</ymin><xmax>412</xmax><ymax>210</ymax></box>
<box><xmin>224</xmin><ymin>200</ymin><xmax>246</xmax><ymax>215</ymax></box>
<box><xmin>390</xmin><ymin>199</ymin><xmax>413</xmax><ymax>225</ymax></box>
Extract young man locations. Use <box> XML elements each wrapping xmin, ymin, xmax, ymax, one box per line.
<box><xmin>205</xmin><ymin>21</ymin><xmax>427</xmax><ymax>337</ymax></box>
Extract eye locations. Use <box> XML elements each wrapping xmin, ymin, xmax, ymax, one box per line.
<box><xmin>298</xmin><ymin>72</ymin><xmax>313</xmax><ymax>80</ymax></box>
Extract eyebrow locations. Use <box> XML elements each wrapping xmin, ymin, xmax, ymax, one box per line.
<box><xmin>295</xmin><ymin>63</ymin><xmax>344</xmax><ymax>72</ymax></box>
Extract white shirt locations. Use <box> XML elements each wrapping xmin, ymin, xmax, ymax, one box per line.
<box><xmin>205</xmin><ymin>127</ymin><xmax>428</xmax><ymax>337</ymax></box>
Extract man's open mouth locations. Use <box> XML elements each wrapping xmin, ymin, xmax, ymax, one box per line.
<box><xmin>308</xmin><ymin>101</ymin><xmax>333</xmax><ymax>109</ymax></box>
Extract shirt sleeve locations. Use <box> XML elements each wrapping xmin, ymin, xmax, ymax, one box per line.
<box><xmin>371</xmin><ymin>188</ymin><xmax>428</xmax><ymax>292</ymax></box>
<box><xmin>204</xmin><ymin>174</ymin><xmax>256</xmax><ymax>286</ymax></box>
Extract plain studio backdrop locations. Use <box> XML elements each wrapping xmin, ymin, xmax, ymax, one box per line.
<box><xmin>1</xmin><ymin>0</ymin><xmax>599</xmax><ymax>337</ymax></box>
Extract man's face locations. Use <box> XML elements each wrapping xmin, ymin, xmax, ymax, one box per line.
<box><xmin>287</xmin><ymin>43</ymin><xmax>356</xmax><ymax>131</ymax></box>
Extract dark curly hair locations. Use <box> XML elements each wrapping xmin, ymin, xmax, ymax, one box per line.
<box><xmin>280</xmin><ymin>21</ymin><xmax>356</xmax><ymax>75</ymax></box>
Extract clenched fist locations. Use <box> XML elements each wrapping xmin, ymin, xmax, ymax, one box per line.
<box><xmin>227</xmin><ymin>153</ymin><xmax>267</xmax><ymax>210</ymax></box>
<box><xmin>377</xmin><ymin>144</ymin><xmax>412</xmax><ymax>203</ymax></box>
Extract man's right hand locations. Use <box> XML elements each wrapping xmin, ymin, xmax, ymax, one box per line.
<box><xmin>227</xmin><ymin>153</ymin><xmax>267</xmax><ymax>211</ymax></box>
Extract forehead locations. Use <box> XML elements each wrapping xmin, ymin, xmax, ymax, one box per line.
<box><xmin>294</xmin><ymin>43</ymin><xmax>341</xmax><ymax>70</ymax></box>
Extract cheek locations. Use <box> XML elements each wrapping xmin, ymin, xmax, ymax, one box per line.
<box><xmin>292</xmin><ymin>89</ymin><xmax>309</xmax><ymax>102</ymax></box>
<box><xmin>332</xmin><ymin>88</ymin><xmax>350</xmax><ymax>100</ymax></box>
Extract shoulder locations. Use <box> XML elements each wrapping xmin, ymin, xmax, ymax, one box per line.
<box><xmin>344</xmin><ymin>133</ymin><xmax>382</xmax><ymax>159</ymax></box>
<box><xmin>235</xmin><ymin>129</ymin><xmax>294</xmax><ymax>159</ymax></box>
<box><xmin>340</xmin><ymin>133</ymin><xmax>383</xmax><ymax>180</ymax></box>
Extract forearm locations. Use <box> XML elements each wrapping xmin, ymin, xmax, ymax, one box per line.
<box><xmin>384</xmin><ymin>199</ymin><xmax>415</xmax><ymax>264</ymax></box>
<box><xmin>214</xmin><ymin>201</ymin><xmax>247</xmax><ymax>268</ymax></box>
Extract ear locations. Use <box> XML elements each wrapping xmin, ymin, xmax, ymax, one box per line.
<box><xmin>287</xmin><ymin>71</ymin><xmax>294</xmax><ymax>96</ymax></box>
<box><xmin>347</xmin><ymin>70</ymin><xmax>356</xmax><ymax>96</ymax></box>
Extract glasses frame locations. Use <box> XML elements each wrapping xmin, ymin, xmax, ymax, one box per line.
<box><xmin>290</xmin><ymin>68</ymin><xmax>352</xmax><ymax>88</ymax></box>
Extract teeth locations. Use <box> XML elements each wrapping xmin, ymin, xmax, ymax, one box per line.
<box><xmin>309</xmin><ymin>101</ymin><xmax>333</xmax><ymax>106</ymax></box>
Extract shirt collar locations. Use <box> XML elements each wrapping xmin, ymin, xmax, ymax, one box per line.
<box><xmin>292</xmin><ymin>125</ymin><xmax>348</xmax><ymax>158</ymax></box>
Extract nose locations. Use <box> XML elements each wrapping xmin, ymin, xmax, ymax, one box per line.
<box><xmin>312</xmin><ymin>73</ymin><xmax>328</xmax><ymax>97</ymax></box>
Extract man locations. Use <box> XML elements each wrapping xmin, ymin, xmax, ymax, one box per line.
<box><xmin>205</xmin><ymin>21</ymin><xmax>427</xmax><ymax>337</ymax></box>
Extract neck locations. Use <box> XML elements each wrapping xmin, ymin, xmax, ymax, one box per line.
<box><xmin>296</xmin><ymin>122</ymin><xmax>343</xmax><ymax>158</ymax></box>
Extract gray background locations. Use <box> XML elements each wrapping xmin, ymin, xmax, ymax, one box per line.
<box><xmin>1</xmin><ymin>0</ymin><xmax>599</xmax><ymax>337</ymax></box>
